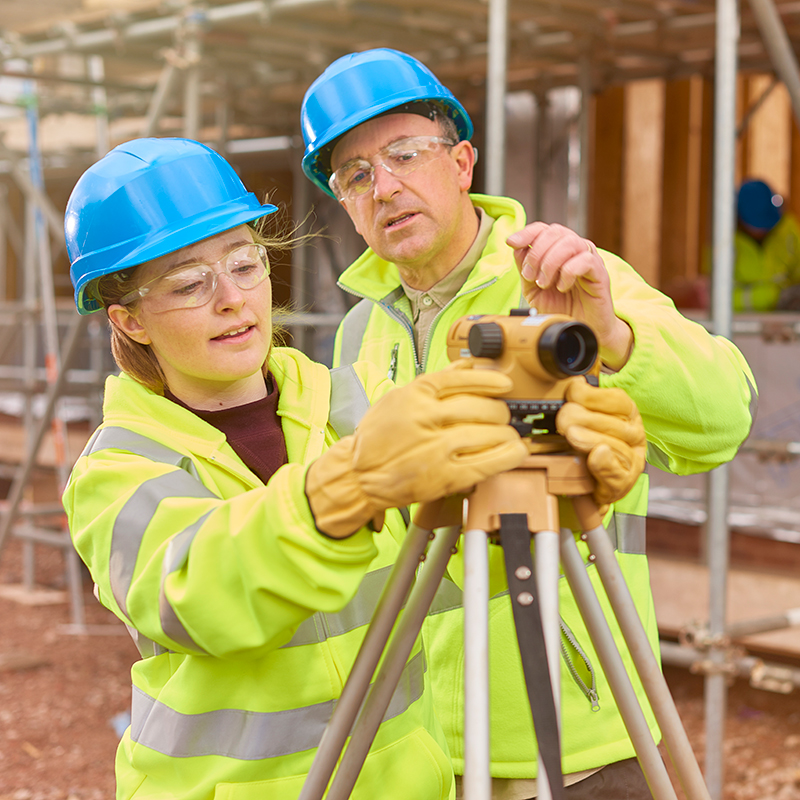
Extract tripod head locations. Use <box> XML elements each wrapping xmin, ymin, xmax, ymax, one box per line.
<box><xmin>447</xmin><ymin>309</ymin><xmax>600</xmax><ymax>453</ymax></box>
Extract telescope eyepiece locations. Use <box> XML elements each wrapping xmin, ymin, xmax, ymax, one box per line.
<box><xmin>539</xmin><ymin>321</ymin><xmax>598</xmax><ymax>378</ymax></box>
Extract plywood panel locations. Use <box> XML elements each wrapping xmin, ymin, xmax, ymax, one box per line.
<box><xmin>744</xmin><ymin>75</ymin><xmax>791</xmax><ymax>196</ymax></box>
<box><xmin>661</xmin><ymin>77</ymin><xmax>704</xmax><ymax>286</ymax></box>
<box><xmin>588</xmin><ymin>85</ymin><xmax>624</xmax><ymax>255</ymax></box>
<box><xmin>622</xmin><ymin>79</ymin><xmax>665</xmax><ymax>287</ymax></box>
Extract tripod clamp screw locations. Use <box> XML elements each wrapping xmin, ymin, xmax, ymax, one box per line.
<box><xmin>517</xmin><ymin>592</ymin><xmax>534</xmax><ymax>607</ymax></box>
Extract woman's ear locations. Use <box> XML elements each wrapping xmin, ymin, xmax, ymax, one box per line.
<box><xmin>107</xmin><ymin>304</ymin><xmax>151</xmax><ymax>345</ymax></box>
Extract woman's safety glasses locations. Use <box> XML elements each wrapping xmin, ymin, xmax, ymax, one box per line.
<box><xmin>120</xmin><ymin>243</ymin><xmax>270</xmax><ymax>313</ymax></box>
<box><xmin>328</xmin><ymin>135</ymin><xmax>456</xmax><ymax>201</ymax></box>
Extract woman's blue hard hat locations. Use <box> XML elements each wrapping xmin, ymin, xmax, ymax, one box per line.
<box><xmin>300</xmin><ymin>48</ymin><xmax>473</xmax><ymax>198</ymax></box>
<box><xmin>737</xmin><ymin>179</ymin><xmax>783</xmax><ymax>232</ymax></box>
<box><xmin>65</xmin><ymin>137</ymin><xmax>278</xmax><ymax>315</ymax></box>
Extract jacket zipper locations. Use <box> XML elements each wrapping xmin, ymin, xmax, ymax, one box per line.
<box><xmin>560</xmin><ymin>618</ymin><xmax>600</xmax><ymax>712</ymax></box>
<box><xmin>419</xmin><ymin>279</ymin><xmax>498</xmax><ymax>372</ymax></box>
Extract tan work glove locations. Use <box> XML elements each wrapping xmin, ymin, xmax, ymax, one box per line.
<box><xmin>556</xmin><ymin>377</ymin><xmax>647</xmax><ymax>507</ymax></box>
<box><xmin>306</xmin><ymin>361</ymin><xmax>528</xmax><ymax>538</ymax></box>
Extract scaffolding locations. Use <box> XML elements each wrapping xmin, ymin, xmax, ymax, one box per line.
<box><xmin>1</xmin><ymin>1</ymin><xmax>800</xmax><ymax>797</ymax></box>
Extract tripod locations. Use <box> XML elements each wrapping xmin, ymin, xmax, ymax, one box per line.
<box><xmin>298</xmin><ymin>451</ymin><xmax>712</xmax><ymax>800</ymax></box>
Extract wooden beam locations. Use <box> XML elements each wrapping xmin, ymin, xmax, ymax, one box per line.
<box><xmin>622</xmin><ymin>78</ymin><xmax>665</xmax><ymax>287</ymax></box>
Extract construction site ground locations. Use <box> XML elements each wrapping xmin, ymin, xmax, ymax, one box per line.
<box><xmin>0</xmin><ymin>526</ymin><xmax>799</xmax><ymax>800</ymax></box>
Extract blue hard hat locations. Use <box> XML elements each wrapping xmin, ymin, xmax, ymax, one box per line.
<box><xmin>301</xmin><ymin>48</ymin><xmax>473</xmax><ymax>198</ymax></box>
<box><xmin>737</xmin><ymin>179</ymin><xmax>783</xmax><ymax>231</ymax></box>
<box><xmin>65</xmin><ymin>137</ymin><xmax>278</xmax><ymax>315</ymax></box>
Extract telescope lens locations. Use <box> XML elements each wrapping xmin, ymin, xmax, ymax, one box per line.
<box><xmin>539</xmin><ymin>321</ymin><xmax>598</xmax><ymax>377</ymax></box>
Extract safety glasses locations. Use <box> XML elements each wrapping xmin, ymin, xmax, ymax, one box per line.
<box><xmin>120</xmin><ymin>243</ymin><xmax>270</xmax><ymax>313</ymax></box>
<box><xmin>328</xmin><ymin>135</ymin><xmax>456</xmax><ymax>201</ymax></box>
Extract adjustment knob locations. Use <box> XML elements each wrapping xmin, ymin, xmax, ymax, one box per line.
<box><xmin>468</xmin><ymin>322</ymin><xmax>504</xmax><ymax>358</ymax></box>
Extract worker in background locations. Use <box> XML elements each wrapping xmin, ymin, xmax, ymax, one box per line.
<box><xmin>300</xmin><ymin>48</ymin><xmax>757</xmax><ymax>800</ymax></box>
<box><xmin>61</xmin><ymin>136</ymin><xmax>542</xmax><ymax>800</ymax></box>
<box><xmin>734</xmin><ymin>178</ymin><xmax>800</xmax><ymax>312</ymax></box>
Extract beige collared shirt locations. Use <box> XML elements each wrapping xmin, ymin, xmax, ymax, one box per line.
<box><xmin>400</xmin><ymin>207</ymin><xmax>495</xmax><ymax>354</ymax></box>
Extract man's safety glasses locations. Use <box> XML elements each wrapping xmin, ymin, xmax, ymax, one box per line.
<box><xmin>120</xmin><ymin>243</ymin><xmax>270</xmax><ymax>313</ymax></box>
<box><xmin>328</xmin><ymin>135</ymin><xmax>456</xmax><ymax>201</ymax></box>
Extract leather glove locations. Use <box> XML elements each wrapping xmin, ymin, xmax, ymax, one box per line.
<box><xmin>306</xmin><ymin>361</ymin><xmax>528</xmax><ymax>538</ymax></box>
<box><xmin>556</xmin><ymin>377</ymin><xmax>646</xmax><ymax>507</ymax></box>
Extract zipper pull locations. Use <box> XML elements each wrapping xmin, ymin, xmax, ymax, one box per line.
<box><xmin>588</xmin><ymin>689</ymin><xmax>600</xmax><ymax>712</ymax></box>
<box><xmin>387</xmin><ymin>343</ymin><xmax>399</xmax><ymax>382</ymax></box>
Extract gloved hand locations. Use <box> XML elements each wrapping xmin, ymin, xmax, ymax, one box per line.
<box><xmin>306</xmin><ymin>361</ymin><xmax>529</xmax><ymax>538</ymax></box>
<box><xmin>556</xmin><ymin>377</ymin><xmax>647</xmax><ymax>507</ymax></box>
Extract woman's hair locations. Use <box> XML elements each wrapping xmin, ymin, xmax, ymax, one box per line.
<box><xmin>96</xmin><ymin>215</ymin><xmax>296</xmax><ymax>394</ymax></box>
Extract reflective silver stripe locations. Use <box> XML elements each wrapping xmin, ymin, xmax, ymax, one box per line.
<box><xmin>88</xmin><ymin>426</ymin><xmax>217</xmax><ymax>651</ymax></box>
<box><xmin>337</xmin><ymin>298</ymin><xmax>375</xmax><ymax>366</ymax></box>
<box><xmin>427</xmin><ymin>576</ymin><xmax>464</xmax><ymax>617</ymax></box>
<box><xmin>126</xmin><ymin>625</ymin><xmax>169</xmax><ymax>658</ymax></box>
<box><xmin>110</xmin><ymin>471</ymin><xmax>217</xmax><ymax>618</ymax></box>
<box><xmin>328</xmin><ymin>365</ymin><xmax>371</xmax><ymax>438</ymax></box>
<box><xmin>159</xmin><ymin>513</ymin><xmax>213</xmax><ymax>654</ymax></box>
<box><xmin>130</xmin><ymin>649</ymin><xmax>426</xmax><ymax>759</ymax></box>
<box><xmin>605</xmin><ymin>512</ymin><xmax>646</xmax><ymax>555</ymax></box>
<box><xmin>646</xmin><ymin>441</ymin><xmax>671</xmax><ymax>472</ymax></box>
<box><xmin>84</xmin><ymin>426</ymin><xmax>204</xmax><ymax>480</ymax></box>
<box><xmin>746</xmin><ymin>372</ymin><xmax>758</xmax><ymax>427</ymax></box>
<box><xmin>282</xmin><ymin>565</ymin><xmax>397</xmax><ymax>647</ymax></box>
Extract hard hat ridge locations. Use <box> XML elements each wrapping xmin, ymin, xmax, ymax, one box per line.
<box><xmin>66</xmin><ymin>137</ymin><xmax>278</xmax><ymax>315</ymax></box>
<box><xmin>300</xmin><ymin>48</ymin><xmax>473</xmax><ymax>198</ymax></box>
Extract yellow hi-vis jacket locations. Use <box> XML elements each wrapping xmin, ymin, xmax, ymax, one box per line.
<box><xmin>332</xmin><ymin>194</ymin><xmax>757</xmax><ymax>779</ymax></box>
<box><xmin>733</xmin><ymin>212</ymin><xmax>800</xmax><ymax>311</ymax></box>
<box><xmin>63</xmin><ymin>347</ymin><xmax>455</xmax><ymax>800</ymax></box>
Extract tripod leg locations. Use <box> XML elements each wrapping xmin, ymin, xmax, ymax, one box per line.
<box><xmin>534</xmin><ymin>528</ymin><xmax>561</xmax><ymax>800</ymax></box>
<box><xmin>501</xmin><ymin>514</ymin><xmax>565</xmax><ymax>800</ymax></box>
<box><xmin>298</xmin><ymin>519</ymin><xmax>435</xmax><ymax>800</ymax></box>
<box><xmin>324</xmin><ymin>524</ymin><xmax>463</xmax><ymax>800</ymax></box>
<box><xmin>577</xmin><ymin>512</ymin><xmax>712</xmax><ymax>800</ymax></box>
<box><xmin>559</xmin><ymin>527</ymin><xmax>678</xmax><ymax>800</ymax></box>
<box><xmin>463</xmin><ymin>527</ymin><xmax>491</xmax><ymax>800</ymax></box>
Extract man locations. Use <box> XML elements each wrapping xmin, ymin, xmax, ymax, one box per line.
<box><xmin>734</xmin><ymin>178</ymin><xmax>800</xmax><ymax>312</ymax></box>
<box><xmin>300</xmin><ymin>48</ymin><xmax>757</xmax><ymax>799</ymax></box>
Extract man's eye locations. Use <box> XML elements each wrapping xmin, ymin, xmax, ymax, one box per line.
<box><xmin>394</xmin><ymin>150</ymin><xmax>419</xmax><ymax>164</ymax></box>
<box><xmin>349</xmin><ymin>168</ymin><xmax>370</xmax><ymax>186</ymax></box>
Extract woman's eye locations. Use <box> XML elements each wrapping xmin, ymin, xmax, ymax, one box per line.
<box><xmin>167</xmin><ymin>273</ymin><xmax>206</xmax><ymax>296</ymax></box>
<box><xmin>232</xmin><ymin>262</ymin><xmax>259</xmax><ymax>277</ymax></box>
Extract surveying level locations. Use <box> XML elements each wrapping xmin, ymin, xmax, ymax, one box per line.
<box><xmin>298</xmin><ymin>311</ymin><xmax>712</xmax><ymax>800</ymax></box>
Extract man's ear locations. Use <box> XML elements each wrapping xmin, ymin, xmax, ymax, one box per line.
<box><xmin>107</xmin><ymin>304</ymin><xmax>151</xmax><ymax>345</ymax></box>
<box><xmin>452</xmin><ymin>140</ymin><xmax>476</xmax><ymax>192</ymax></box>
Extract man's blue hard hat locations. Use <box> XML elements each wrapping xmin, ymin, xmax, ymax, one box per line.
<box><xmin>300</xmin><ymin>48</ymin><xmax>473</xmax><ymax>198</ymax></box>
<box><xmin>65</xmin><ymin>137</ymin><xmax>278</xmax><ymax>314</ymax></box>
<box><xmin>737</xmin><ymin>179</ymin><xmax>783</xmax><ymax>232</ymax></box>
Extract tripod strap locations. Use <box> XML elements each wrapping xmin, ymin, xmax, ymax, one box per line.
<box><xmin>499</xmin><ymin>513</ymin><xmax>566</xmax><ymax>800</ymax></box>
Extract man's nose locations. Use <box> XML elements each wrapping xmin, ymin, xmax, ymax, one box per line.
<box><xmin>371</xmin><ymin>162</ymin><xmax>403</xmax><ymax>201</ymax></box>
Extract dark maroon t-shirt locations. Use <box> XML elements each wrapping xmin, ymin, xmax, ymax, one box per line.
<box><xmin>165</xmin><ymin>374</ymin><xmax>288</xmax><ymax>484</ymax></box>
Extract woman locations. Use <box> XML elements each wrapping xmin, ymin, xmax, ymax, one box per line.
<box><xmin>62</xmin><ymin>137</ymin><xmax>527</xmax><ymax>800</ymax></box>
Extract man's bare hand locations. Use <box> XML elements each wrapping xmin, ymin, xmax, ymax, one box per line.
<box><xmin>507</xmin><ymin>221</ymin><xmax>633</xmax><ymax>371</ymax></box>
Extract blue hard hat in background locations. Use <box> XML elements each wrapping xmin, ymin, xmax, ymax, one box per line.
<box><xmin>300</xmin><ymin>48</ymin><xmax>473</xmax><ymax>198</ymax></box>
<box><xmin>737</xmin><ymin>179</ymin><xmax>784</xmax><ymax>232</ymax></box>
<box><xmin>65</xmin><ymin>137</ymin><xmax>278</xmax><ymax>315</ymax></box>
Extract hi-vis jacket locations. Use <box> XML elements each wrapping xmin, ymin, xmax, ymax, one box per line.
<box><xmin>733</xmin><ymin>212</ymin><xmax>800</xmax><ymax>311</ymax></box>
<box><xmin>332</xmin><ymin>194</ymin><xmax>757</xmax><ymax>779</ymax></box>
<box><xmin>63</xmin><ymin>347</ymin><xmax>455</xmax><ymax>800</ymax></box>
